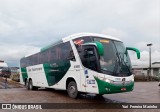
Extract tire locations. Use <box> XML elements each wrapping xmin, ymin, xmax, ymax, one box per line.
<box><xmin>95</xmin><ymin>94</ymin><xmax>104</xmax><ymax>99</ymax></box>
<box><xmin>25</xmin><ymin>80</ymin><xmax>29</xmax><ymax>89</ymax></box>
<box><xmin>67</xmin><ymin>81</ymin><xmax>78</xmax><ymax>98</ymax></box>
<box><xmin>96</xmin><ymin>94</ymin><xmax>104</xmax><ymax>97</ymax></box>
<box><xmin>28</xmin><ymin>80</ymin><xmax>38</xmax><ymax>90</ymax></box>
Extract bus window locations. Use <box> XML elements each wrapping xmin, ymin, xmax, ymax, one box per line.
<box><xmin>73</xmin><ymin>36</ymin><xmax>92</xmax><ymax>47</ymax></box>
<box><xmin>61</xmin><ymin>42</ymin><xmax>71</xmax><ymax>60</ymax></box>
<box><xmin>82</xmin><ymin>46</ymin><xmax>98</xmax><ymax>71</ymax></box>
<box><xmin>49</xmin><ymin>48</ymin><xmax>56</xmax><ymax>63</ymax></box>
<box><xmin>39</xmin><ymin>50</ymin><xmax>49</xmax><ymax>64</ymax></box>
<box><xmin>33</xmin><ymin>54</ymin><xmax>39</xmax><ymax>65</ymax></box>
<box><xmin>61</xmin><ymin>42</ymin><xmax>76</xmax><ymax>61</ymax></box>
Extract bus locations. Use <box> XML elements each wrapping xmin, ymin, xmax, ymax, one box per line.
<box><xmin>20</xmin><ymin>33</ymin><xmax>140</xmax><ymax>98</ymax></box>
<box><xmin>0</xmin><ymin>60</ymin><xmax>11</xmax><ymax>78</ymax></box>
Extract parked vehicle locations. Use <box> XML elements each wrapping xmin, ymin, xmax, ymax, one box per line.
<box><xmin>10</xmin><ymin>68</ymin><xmax>20</xmax><ymax>82</ymax></box>
<box><xmin>0</xmin><ymin>67</ymin><xmax>11</xmax><ymax>78</ymax></box>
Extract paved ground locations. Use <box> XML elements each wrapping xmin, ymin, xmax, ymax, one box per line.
<box><xmin>0</xmin><ymin>77</ymin><xmax>23</xmax><ymax>89</ymax></box>
<box><xmin>0</xmin><ymin>77</ymin><xmax>160</xmax><ymax>112</ymax></box>
<box><xmin>103</xmin><ymin>82</ymin><xmax>160</xmax><ymax>103</ymax></box>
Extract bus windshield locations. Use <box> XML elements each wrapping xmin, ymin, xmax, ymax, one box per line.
<box><xmin>94</xmin><ymin>37</ymin><xmax>132</xmax><ymax>76</ymax></box>
<box><xmin>73</xmin><ymin>36</ymin><xmax>132</xmax><ymax>77</ymax></box>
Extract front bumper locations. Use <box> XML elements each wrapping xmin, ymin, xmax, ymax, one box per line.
<box><xmin>94</xmin><ymin>76</ymin><xmax>134</xmax><ymax>94</ymax></box>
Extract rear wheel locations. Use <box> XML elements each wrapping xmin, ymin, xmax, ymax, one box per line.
<box><xmin>67</xmin><ymin>81</ymin><xmax>78</xmax><ymax>98</ymax></box>
<box><xmin>28</xmin><ymin>79</ymin><xmax>38</xmax><ymax>90</ymax></box>
<box><xmin>25</xmin><ymin>80</ymin><xmax>29</xmax><ymax>89</ymax></box>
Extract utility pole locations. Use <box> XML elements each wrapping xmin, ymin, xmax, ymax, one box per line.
<box><xmin>147</xmin><ymin>43</ymin><xmax>152</xmax><ymax>81</ymax></box>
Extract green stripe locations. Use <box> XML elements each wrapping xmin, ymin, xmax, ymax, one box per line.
<box><xmin>94</xmin><ymin>76</ymin><xmax>134</xmax><ymax>94</ymax></box>
<box><xmin>21</xmin><ymin>68</ymin><xmax>28</xmax><ymax>82</ymax></box>
<box><xmin>43</xmin><ymin>60</ymin><xmax>71</xmax><ymax>86</ymax></box>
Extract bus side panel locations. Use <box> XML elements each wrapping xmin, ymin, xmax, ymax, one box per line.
<box><xmin>48</xmin><ymin>41</ymin><xmax>82</xmax><ymax>91</ymax></box>
<box><xmin>20</xmin><ymin>68</ymin><xmax>26</xmax><ymax>85</ymax></box>
<box><xmin>48</xmin><ymin>61</ymin><xmax>81</xmax><ymax>91</ymax></box>
<box><xmin>20</xmin><ymin>67</ymin><xmax>28</xmax><ymax>83</ymax></box>
<box><xmin>27</xmin><ymin>64</ymin><xmax>49</xmax><ymax>87</ymax></box>
<box><xmin>43</xmin><ymin>60</ymin><xmax>71</xmax><ymax>87</ymax></box>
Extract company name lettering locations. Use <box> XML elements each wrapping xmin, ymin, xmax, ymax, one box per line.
<box><xmin>28</xmin><ymin>67</ymin><xmax>42</xmax><ymax>72</ymax></box>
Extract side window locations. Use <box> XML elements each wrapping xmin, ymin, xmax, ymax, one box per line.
<box><xmin>61</xmin><ymin>42</ymin><xmax>75</xmax><ymax>61</ymax></box>
<box><xmin>73</xmin><ymin>36</ymin><xmax>92</xmax><ymax>48</ymax></box>
<box><xmin>20</xmin><ymin>58</ymin><xmax>26</xmax><ymax>68</ymax></box>
<box><xmin>49</xmin><ymin>45</ymin><xmax>61</xmax><ymax>63</ymax></box>
<box><xmin>84</xmin><ymin>48</ymin><xmax>95</xmax><ymax>58</ymax></box>
<box><xmin>49</xmin><ymin>47</ymin><xmax>56</xmax><ymax>63</ymax></box>
<box><xmin>82</xmin><ymin>46</ymin><xmax>98</xmax><ymax>71</ymax></box>
<box><xmin>39</xmin><ymin>50</ymin><xmax>49</xmax><ymax>64</ymax></box>
<box><xmin>25</xmin><ymin>58</ymin><xmax>28</xmax><ymax>67</ymax></box>
<box><xmin>56</xmin><ymin>45</ymin><xmax>61</xmax><ymax>60</ymax></box>
<box><xmin>49</xmin><ymin>42</ymin><xmax>75</xmax><ymax>63</ymax></box>
<box><xmin>27</xmin><ymin>57</ymin><xmax>32</xmax><ymax>66</ymax></box>
<box><xmin>33</xmin><ymin>54</ymin><xmax>39</xmax><ymax>65</ymax></box>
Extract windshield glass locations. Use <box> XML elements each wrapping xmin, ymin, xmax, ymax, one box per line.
<box><xmin>114</xmin><ymin>41</ymin><xmax>132</xmax><ymax>76</ymax></box>
<box><xmin>94</xmin><ymin>38</ymin><xmax>117</xmax><ymax>74</ymax></box>
<box><xmin>94</xmin><ymin>37</ymin><xmax>132</xmax><ymax>76</ymax></box>
<box><xmin>73</xmin><ymin>36</ymin><xmax>132</xmax><ymax>77</ymax></box>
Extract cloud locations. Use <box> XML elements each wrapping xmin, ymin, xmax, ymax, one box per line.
<box><xmin>0</xmin><ymin>44</ymin><xmax>40</xmax><ymax>66</ymax></box>
<box><xmin>101</xmin><ymin>27</ymin><xmax>128</xmax><ymax>39</ymax></box>
<box><xmin>0</xmin><ymin>0</ymin><xmax>159</xmax><ymax>66</ymax></box>
<box><xmin>134</xmin><ymin>41</ymin><xmax>160</xmax><ymax>52</ymax></box>
<box><xmin>129</xmin><ymin>50</ymin><xmax>160</xmax><ymax>66</ymax></box>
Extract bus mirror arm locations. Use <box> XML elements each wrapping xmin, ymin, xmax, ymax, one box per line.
<box><xmin>82</xmin><ymin>41</ymin><xmax>104</xmax><ymax>56</ymax></box>
<box><xmin>67</xmin><ymin>56</ymin><xmax>76</xmax><ymax>61</ymax></box>
<box><xmin>126</xmin><ymin>47</ymin><xmax>140</xmax><ymax>59</ymax></box>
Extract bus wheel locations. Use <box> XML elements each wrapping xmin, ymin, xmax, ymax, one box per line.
<box><xmin>95</xmin><ymin>94</ymin><xmax>104</xmax><ymax>97</ymax></box>
<box><xmin>25</xmin><ymin>80</ymin><xmax>28</xmax><ymax>89</ymax></box>
<box><xmin>28</xmin><ymin>79</ymin><xmax>38</xmax><ymax>90</ymax></box>
<box><xmin>67</xmin><ymin>81</ymin><xmax>78</xmax><ymax>98</ymax></box>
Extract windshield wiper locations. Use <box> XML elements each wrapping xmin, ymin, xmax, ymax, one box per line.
<box><xmin>117</xmin><ymin>53</ymin><xmax>132</xmax><ymax>75</ymax></box>
<box><xmin>113</xmin><ymin>56</ymin><xmax>119</xmax><ymax>75</ymax></box>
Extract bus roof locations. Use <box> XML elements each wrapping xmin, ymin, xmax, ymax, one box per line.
<box><xmin>24</xmin><ymin>33</ymin><xmax>122</xmax><ymax>58</ymax></box>
<box><xmin>62</xmin><ymin>32</ymin><xmax>122</xmax><ymax>42</ymax></box>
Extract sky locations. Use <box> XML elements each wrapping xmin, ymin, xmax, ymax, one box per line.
<box><xmin>0</xmin><ymin>0</ymin><xmax>160</xmax><ymax>67</ymax></box>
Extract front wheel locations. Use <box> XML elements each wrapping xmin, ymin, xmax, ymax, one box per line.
<box><xmin>67</xmin><ymin>81</ymin><xmax>78</xmax><ymax>98</ymax></box>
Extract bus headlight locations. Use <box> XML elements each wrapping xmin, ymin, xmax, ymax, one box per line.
<box><xmin>98</xmin><ymin>77</ymin><xmax>111</xmax><ymax>83</ymax></box>
<box><xmin>105</xmin><ymin>79</ymin><xmax>111</xmax><ymax>83</ymax></box>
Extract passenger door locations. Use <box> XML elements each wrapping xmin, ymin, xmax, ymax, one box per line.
<box><xmin>81</xmin><ymin>45</ymin><xmax>99</xmax><ymax>93</ymax></box>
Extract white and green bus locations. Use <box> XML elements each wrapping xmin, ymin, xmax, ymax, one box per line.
<box><xmin>20</xmin><ymin>33</ymin><xmax>140</xmax><ymax>98</ymax></box>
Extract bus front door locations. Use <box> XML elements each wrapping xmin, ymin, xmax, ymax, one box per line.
<box><xmin>82</xmin><ymin>45</ymin><xmax>98</xmax><ymax>93</ymax></box>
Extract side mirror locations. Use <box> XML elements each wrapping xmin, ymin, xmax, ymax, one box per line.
<box><xmin>94</xmin><ymin>41</ymin><xmax>104</xmax><ymax>56</ymax></box>
<box><xmin>126</xmin><ymin>47</ymin><xmax>140</xmax><ymax>59</ymax></box>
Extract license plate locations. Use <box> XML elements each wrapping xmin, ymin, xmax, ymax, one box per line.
<box><xmin>121</xmin><ymin>88</ymin><xmax>126</xmax><ymax>91</ymax></box>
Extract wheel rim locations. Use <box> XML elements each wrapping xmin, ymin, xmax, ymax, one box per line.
<box><xmin>69</xmin><ymin>86</ymin><xmax>76</xmax><ymax>95</ymax></box>
<box><xmin>29</xmin><ymin>81</ymin><xmax>32</xmax><ymax>90</ymax></box>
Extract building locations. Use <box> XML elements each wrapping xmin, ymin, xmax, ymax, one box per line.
<box><xmin>132</xmin><ymin>62</ymin><xmax>160</xmax><ymax>80</ymax></box>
